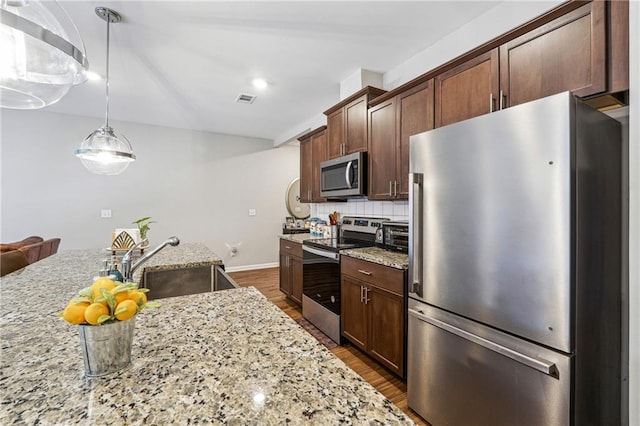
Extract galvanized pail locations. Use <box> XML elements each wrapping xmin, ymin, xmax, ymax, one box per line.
<box><xmin>79</xmin><ymin>317</ymin><xmax>135</xmax><ymax>377</ymax></box>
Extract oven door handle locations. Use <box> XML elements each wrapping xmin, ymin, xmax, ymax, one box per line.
<box><xmin>302</xmin><ymin>245</ymin><xmax>340</xmax><ymax>261</ymax></box>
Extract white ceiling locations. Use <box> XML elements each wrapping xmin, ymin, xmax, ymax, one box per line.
<box><xmin>47</xmin><ymin>1</ymin><xmax>501</xmax><ymax>141</ymax></box>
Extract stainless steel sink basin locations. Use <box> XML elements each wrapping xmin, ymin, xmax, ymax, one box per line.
<box><xmin>142</xmin><ymin>265</ymin><xmax>238</xmax><ymax>300</ymax></box>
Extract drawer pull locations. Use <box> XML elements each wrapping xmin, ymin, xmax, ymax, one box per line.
<box><xmin>285</xmin><ymin>246</ymin><xmax>291</xmax><ymax>250</ymax></box>
<box><xmin>357</xmin><ymin>269</ymin><xmax>372</xmax><ymax>276</ymax></box>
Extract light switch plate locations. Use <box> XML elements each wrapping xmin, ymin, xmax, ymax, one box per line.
<box><xmin>248</xmin><ymin>209</ymin><xmax>256</xmax><ymax>217</ymax></box>
<box><xmin>101</xmin><ymin>209</ymin><xmax>112</xmax><ymax>218</ymax></box>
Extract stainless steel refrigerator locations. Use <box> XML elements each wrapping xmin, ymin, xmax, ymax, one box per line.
<box><xmin>407</xmin><ymin>92</ymin><xmax>622</xmax><ymax>425</ymax></box>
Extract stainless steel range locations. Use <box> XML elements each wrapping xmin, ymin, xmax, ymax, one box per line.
<box><xmin>302</xmin><ymin>216</ymin><xmax>388</xmax><ymax>343</ymax></box>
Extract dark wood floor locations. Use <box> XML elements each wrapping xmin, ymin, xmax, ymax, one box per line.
<box><xmin>229</xmin><ymin>267</ymin><xmax>428</xmax><ymax>425</ymax></box>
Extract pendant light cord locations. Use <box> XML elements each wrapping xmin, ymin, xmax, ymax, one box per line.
<box><xmin>104</xmin><ymin>13</ymin><xmax>110</xmax><ymax>128</ymax></box>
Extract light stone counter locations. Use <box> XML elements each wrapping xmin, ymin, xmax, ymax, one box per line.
<box><xmin>279</xmin><ymin>233</ymin><xmax>316</xmax><ymax>244</ymax></box>
<box><xmin>0</xmin><ymin>249</ymin><xmax>413</xmax><ymax>425</ymax></box>
<box><xmin>130</xmin><ymin>242</ymin><xmax>222</xmax><ymax>283</ymax></box>
<box><xmin>340</xmin><ymin>247</ymin><xmax>409</xmax><ymax>270</ymax></box>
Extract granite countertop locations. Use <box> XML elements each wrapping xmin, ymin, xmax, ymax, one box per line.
<box><xmin>341</xmin><ymin>247</ymin><xmax>410</xmax><ymax>270</ymax></box>
<box><xmin>130</xmin><ymin>242</ymin><xmax>222</xmax><ymax>283</ymax></box>
<box><xmin>0</xmin><ymin>249</ymin><xmax>413</xmax><ymax>424</ymax></box>
<box><xmin>279</xmin><ymin>233</ymin><xmax>316</xmax><ymax>244</ymax></box>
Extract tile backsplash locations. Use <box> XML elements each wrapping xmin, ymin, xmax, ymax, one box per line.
<box><xmin>311</xmin><ymin>199</ymin><xmax>409</xmax><ymax>222</ymax></box>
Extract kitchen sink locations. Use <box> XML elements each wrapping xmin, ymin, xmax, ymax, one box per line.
<box><xmin>142</xmin><ymin>265</ymin><xmax>238</xmax><ymax>300</ymax></box>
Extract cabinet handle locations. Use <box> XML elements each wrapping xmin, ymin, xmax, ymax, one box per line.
<box><xmin>360</xmin><ymin>286</ymin><xmax>365</xmax><ymax>303</ymax></box>
<box><xmin>394</xmin><ymin>180</ymin><xmax>398</xmax><ymax>197</ymax></box>
<box><xmin>500</xmin><ymin>90</ymin><xmax>507</xmax><ymax>110</ymax></box>
<box><xmin>389</xmin><ymin>181</ymin><xmax>393</xmax><ymax>197</ymax></box>
<box><xmin>364</xmin><ymin>287</ymin><xmax>371</xmax><ymax>304</ymax></box>
<box><xmin>489</xmin><ymin>93</ymin><xmax>495</xmax><ymax>113</ymax></box>
<box><xmin>357</xmin><ymin>269</ymin><xmax>372</xmax><ymax>276</ymax></box>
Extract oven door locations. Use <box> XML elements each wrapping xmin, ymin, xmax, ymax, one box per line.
<box><xmin>302</xmin><ymin>245</ymin><xmax>340</xmax><ymax>314</ymax></box>
<box><xmin>302</xmin><ymin>244</ymin><xmax>342</xmax><ymax>342</ymax></box>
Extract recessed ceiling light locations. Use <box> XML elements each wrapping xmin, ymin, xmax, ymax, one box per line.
<box><xmin>251</xmin><ymin>78</ymin><xmax>268</xmax><ymax>89</ymax></box>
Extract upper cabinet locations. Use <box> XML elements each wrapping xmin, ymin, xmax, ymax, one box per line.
<box><xmin>499</xmin><ymin>1</ymin><xmax>607</xmax><ymax>108</ymax></box>
<box><xmin>414</xmin><ymin>0</ymin><xmax>626</xmax><ymax>129</ymax></box>
<box><xmin>324</xmin><ymin>86</ymin><xmax>386</xmax><ymax>160</ymax></box>
<box><xmin>298</xmin><ymin>126</ymin><xmax>327</xmax><ymax>203</ymax></box>
<box><xmin>369</xmin><ymin>80</ymin><xmax>434</xmax><ymax>200</ymax></box>
<box><xmin>434</xmin><ymin>50</ymin><xmax>499</xmax><ymax>128</ymax></box>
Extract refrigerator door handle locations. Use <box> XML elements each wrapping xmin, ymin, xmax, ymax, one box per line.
<box><xmin>408</xmin><ymin>308</ymin><xmax>558</xmax><ymax>377</ymax></box>
<box><xmin>409</xmin><ymin>173</ymin><xmax>424</xmax><ymax>297</ymax></box>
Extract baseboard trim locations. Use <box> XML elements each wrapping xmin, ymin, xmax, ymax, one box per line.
<box><xmin>224</xmin><ymin>262</ymin><xmax>279</xmax><ymax>273</ymax></box>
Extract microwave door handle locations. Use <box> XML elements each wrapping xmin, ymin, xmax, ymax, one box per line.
<box><xmin>345</xmin><ymin>161</ymin><xmax>353</xmax><ymax>188</ymax></box>
<box><xmin>409</xmin><ymin>173</ymin><xmax>423</xmax><ymax>297</ymax></box>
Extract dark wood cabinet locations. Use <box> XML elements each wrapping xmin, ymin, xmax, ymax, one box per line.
<box><xmin>279</xmin><ymin>239</ymin><xmax>303</xmax><ymax>305</ymax></box>
<box><xmin>431</xmin><ymin>1</ymin><xmax>623</xmax><ymax>128</ymax></box>
<box><xmin>499</xmin><ymin>1</ymin><xmax>607</xmax><ymax>108</ymax></box>
<box><xmin>298</xmin><ymin>126</ymin><xmax>327</xmax><ymax>203</ymax></box>
<box><xmin>324</xmin><ymin>86</ymin><xmax>386</xmax><ymax>160</ymax></box>
<box><xmin>369</xmin><ymin>80</ymin><xmax>434</xmax><ymax>200</ymax></box>
<box><xmin>435</xmin><ymin>49</ymin><xmax>499</xmax><ymax>128</ymax></box>
<box><xmin>341</xmin><ymin>255</ymin><xmax>405</xmax><ymax>377</ymax></box>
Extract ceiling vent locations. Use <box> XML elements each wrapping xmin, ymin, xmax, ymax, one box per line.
<box><xmin>235</xmin><ymin>93</ymin><xmax>256</xmax><ymax>104</ymax></box>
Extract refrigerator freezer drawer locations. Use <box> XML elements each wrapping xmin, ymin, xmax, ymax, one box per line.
<box><xmin>407</xmin><ymin>300</ymin><xmax>571</xmax><ymax>426</ymax></box>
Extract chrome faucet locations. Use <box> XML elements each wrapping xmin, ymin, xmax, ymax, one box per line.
<box><xmin>121</xmin><ymin>236</ymin><xmax>180</xmax><ymax>282</ymax></box>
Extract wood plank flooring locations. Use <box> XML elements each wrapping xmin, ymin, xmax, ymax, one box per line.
<box><xmin>229</xmin><ymin>267</ymin><xmax>428</xmax><ymax>425</ymax></box>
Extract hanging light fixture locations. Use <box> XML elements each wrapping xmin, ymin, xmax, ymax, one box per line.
<box><xmin>74</xmin><ymin>7</ymin><xmax>134</xmax><ymax>175</ymax></box>
<box><xmin>0</xmin><ymin>0</ymin><xmax>88</xmax><ymax>109</ymax></box>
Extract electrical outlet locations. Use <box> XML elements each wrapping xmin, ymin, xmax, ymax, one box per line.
<box><xmin>248</xmin><ymin>209</ymin><xmax>256</xmax><ymax>217</ymax></box>
<box><xmin>101</xmin><ymin>209</ymin><xmax>112</xmax><ymax>218</ymax></box>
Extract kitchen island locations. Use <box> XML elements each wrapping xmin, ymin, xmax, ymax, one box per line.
<box><xmin>0</xmin><ymin>247</ymin><xmax>413</xmax><ymax>424</ymax></box>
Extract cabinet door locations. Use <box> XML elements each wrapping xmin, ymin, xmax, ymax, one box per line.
<box><xmin>341</xmin><ymin>276</ymin><xmax>367</xmax><ymax>350</ymax></box>
<box><xmin>311</xmin><ymin>130</ymin><xmax>327</xmax><ymax>202</ymax></box>
<box><xmin>299</xmin><ymin>139</ymin><xmax>312</xmax><ymax>203</ymax></box>
<box><xmin>345</xmin><ymin>95</ymin><xmax>368</xmax><ymax>154</ymax></box>
<box><xmin>368</xmin><ymin>98</ymin><xmax>397</xmax><ymax>200</ymax></box>
<box><xmin>327</xmin><ymin>109</ymin><xmax>344</xmax><ymax>159</ymax></box>
<box><xmin>499</xmin><ymin>1</ymin><xmax>606</xmax><ymax>108</ymax></box>
<box><xmin>368</xmin><ymin>286</ymin><xmax>405</xmax><ymax>376</ymax></box>
<box><xmin>435</xmin><ymin>49</ymin><xmax>499</xmax><ymax>128</ymax></box>
<box><xmin>289</xmin><ymin>256</ymin><xmax>303</xmax><ymax>305</ymax></box>
<box><xmin>397</xmin><ymin>80</ymin><xmax>434</xmax><ymax>198</ymax></box>
<box><xmin>279</xmin><ymin>253</ymin><xmax>291</xmax><ymax>296</ymax></box>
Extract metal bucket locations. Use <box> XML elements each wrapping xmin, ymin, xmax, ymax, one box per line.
<box><xmin>79</xmin><ymin>317</ymin><xmax>135</xmax><ymax>377</ymax></box>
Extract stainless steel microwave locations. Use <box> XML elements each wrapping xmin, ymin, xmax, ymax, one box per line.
<box><xmin>320</xmin><ymin>152</ymin><xmax>366</xmax><ymax>198</ymax></box>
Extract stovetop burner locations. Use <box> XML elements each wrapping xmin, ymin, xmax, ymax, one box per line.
<box><xmin>301</xmin><ymin>216</ymin><xmax>390</xmax><ymax>253</ymax></box>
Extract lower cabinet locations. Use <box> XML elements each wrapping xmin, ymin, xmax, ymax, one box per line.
<box><xmin>279</xmin><ymin>239</ymin><xmax>303</xmax><ymax>305</ymax></box>
<box><xmin>341</xmin><ymin>256</ymin><xmax>405</xmax><ymax>377</ymax></box>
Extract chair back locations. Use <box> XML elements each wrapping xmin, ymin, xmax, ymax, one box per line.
<box><xmin>0</xmin><ymin>250</ymin><xmax>30</xmax><ymax>277</ymax></box>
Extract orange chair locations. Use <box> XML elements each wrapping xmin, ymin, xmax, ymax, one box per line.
<box><xmin>0</xmin><ymin>236</ymin><xmax>43</xmax><ymax>253</ymax></box>
<box><xmin>0</xmin><ymin>250</ymin><xmax>30</xmax><ymax>277</ymax></box>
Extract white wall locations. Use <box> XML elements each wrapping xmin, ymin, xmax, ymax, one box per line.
<box><xmin>0</xmin><ymin>110</ymin><xmax>299</xmax><ymax>269</ymax></box>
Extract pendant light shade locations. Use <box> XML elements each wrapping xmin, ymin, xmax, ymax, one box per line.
<box><xmin>0</xmin><ymin>0</ymin><xmax>88</xmax><ymax>109</ymax></box>
<box><xmin>74</xmin><ymin>6</ymin><xmax>135</xmax><ymax>175</ymax></box>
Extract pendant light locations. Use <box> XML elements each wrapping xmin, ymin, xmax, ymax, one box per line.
<box><xmin>74</xmin><ymin>7</ymin><xmax>135</xmax><ymax>175</ymax></box>
<box><xmin>0</xmin><ymin>0</ymin><xmax>88</xmax><ymax>109</ymax></box>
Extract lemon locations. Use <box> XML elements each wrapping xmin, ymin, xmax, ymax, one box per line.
<box><xmin>84</xmin><ymin>303</ymin><xmax>110</xmax><ymax>325</ymax></box>
<box><xmin>113</xmin><ymin>289</ymin><xmax>130</xmax><ymax>305</ymax></box>
<box><xmin>62</xmin><ymin>301</ymin><xmax>90</xmax><ymax>325</ymax></box>
<box><xmin>91</xmin><ymin>277</ymin><xmax>116</xmax><ymax>301</ymax></box>
<box><xmin>114</xmin><ymin>299</ymin><xmax>137</xmax><ymax>321</ymax></box>
<box><xmin>129</xmin><ymin>290</ymin><xmax>147</xmax><ymax>307</ymax></box>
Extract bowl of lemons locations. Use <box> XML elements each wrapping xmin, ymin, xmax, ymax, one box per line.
<box><xmin>60</xmin><ymin>277</ymin><xmax>158</xmax><ymax>377</ymax></box>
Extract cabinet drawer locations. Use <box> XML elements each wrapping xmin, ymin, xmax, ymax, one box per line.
<box><xmin>280</xmin><ymin>239</ymin><xmax>302</xmax><ymax>258</ymax></box>
<box><xmin>341</xmin><ymin>255</ymin><xmax>404</xmax><ymax>295</ymax></box>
